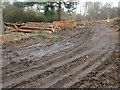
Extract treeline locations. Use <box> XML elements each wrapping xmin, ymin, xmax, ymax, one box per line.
<box><xmin>3</xmin><ymin>1</ymin><xmax>77</xmax><ymax>23</ymax></box>
<box><xmin>3</xmin><ymin>2</ymin><xmax>59</xmax><ymax>23</ymax></box>
<box><xmin>2</xmin><ymin>1</ymin><xmax>119</xmax><ymax>23</ymax></box>
<box><xmin>84</xmin><ymin>2</ymin><xmax>118</xmax><ymax>20</ymax></box>
<box><xmin>3</xmin><ymin>5</ymin><xmax>48</xmax><ymax>23</ymax></box>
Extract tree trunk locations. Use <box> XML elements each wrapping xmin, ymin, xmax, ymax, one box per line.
<box><xmin>0</xmin><ymin>1</ymin><xmax>3</xmax><ymax>90</ymax></box>
<box><xmin>0</xmin><ymin>1</ymin><xmax>4</xmax><ymax>34</ymax></box>
<box><xmin>118</xmin><ymin>1</ymin><xmax>120</xmax><ymax>17</ymax></box>
<box><xmin>58</xmin><ymin>1</ymin><xmax>61</xmax><ymax>21</ymax></box>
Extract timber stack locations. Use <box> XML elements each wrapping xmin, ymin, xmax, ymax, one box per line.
<box><xmin>4</xmin><ymin>20</ymin><xmax>85</xmax><ymax>33</ymax></box>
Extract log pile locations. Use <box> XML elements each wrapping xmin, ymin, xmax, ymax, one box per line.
<box><xmin>110</xmin><ymin>18</ymin><xmax>120</xmax><ymax>32</ymax></box>
<box><xmin>113</xmin><ymin>19</ymin><xmax>120</xmax><ymax>32</ymax></box>
<box><xmin>4</xmin><ymin>22</ymin><xmax>60</xmax><ymax>33</ymax></box>
<box><xmin>19</xmin><ymin>22</ymin><xmax>55</xmax><ymax>33</ymax></box>
<box><xmin>53</xmin><ymin>20</ymin><xmax>77</xmax><ymax>29</ymax></box>
<box><xmin>4</xmin><ymin>23</ymin><xmax>25</xmax><ymax>33</ymax></box>
<box><xmin>4</xmin><ymin>20</ymin><xmax>82</xmax><ymax>33</ymax></box>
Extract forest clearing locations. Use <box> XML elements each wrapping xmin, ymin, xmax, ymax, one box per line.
<box><xmin>1</xmin><ymin>0</ymin><xmax>119</xmax><ymax>89</ymax></box>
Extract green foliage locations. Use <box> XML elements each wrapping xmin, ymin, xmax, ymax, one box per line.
<box><xmin>40</xmin><ymin>29</ymin><xmax>43</xmax><ymax>31</ymax></box>
<box><xmin>34</xmin><ymin>32</ymin><xmax>38</xmax><ymax>34</ymax></box>
<box><xmin>23</xmin><ymin>9</ymin><xmax>36</xmax><ymax>22</ymax></box>
<box><xmin>61</xmin><ymin>36</ymin><xmax>64</xmax><ymax>40</ymax></box>
<box><xmin>20</xmin><ymin>34</ymin><xmax>25</xmax><ymax>36</ymax></box>
<box><xmin>63</xmin><ymin>2</ymin><xmax>78</xmax><ymax>14</ymax></box>
<box><xmin>41</xmin><ymin>32</ymin><xmax>48</xmax><ymax>38</ymax></box>
<box><xmin>17</xmin><ymin>36</ymin><xmax>21</xmax><ymax>39</ymax></box>
<box><xmin>13</xmin><ymin>2</ymin><xmax>26</xmax><ymax>8</ymax></box>
<box><xmin>14</xmin><ymin>32</ymin><xmax>19</xmax><ymax>35</ymax></box>
<box><xmin>3</xmin><ymin>5</ymin><xmax>25</xmax><ymax>23</ymax></box>
<box><xmin>3</xmin><ymin>1</ymin><xmax>78</xmax><ymax>23</ymax></box>
<box><xmin>79</xmin><ymin>26</ymin><xmax>85</xmax><ymax>28</ymax></box>
<box><xmin>52</xmin><ymin>35</ymin><xmax>57</xmax><ymax>39</ymax></box>
<box><xmin>34</xmin><ymin>13</ymin><xmax>47</xmax><ymax>22</ymax></box>
<box><xmin>33</xmin><ymin>37</ymin><xmax>39</xmax><ymax>40</ymax></box>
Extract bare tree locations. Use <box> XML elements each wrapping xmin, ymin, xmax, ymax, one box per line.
<box><xmin>84</xmin><ymin>2</ymin><xmax>94</xmax><ymax>20</ymax></box>
<box><xmin>84</xmin><ymin>1</ymin><xmax>118</xmax><ymax>20</ymax></box>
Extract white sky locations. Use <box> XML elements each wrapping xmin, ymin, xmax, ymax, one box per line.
<box><xmin>77</xmin><ymin>0</ymin><xmax>119</xmax><ymax>14</ymax></box>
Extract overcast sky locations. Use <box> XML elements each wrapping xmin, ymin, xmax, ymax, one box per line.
<box><xmin>76</xmin><ymin>0</ymin><xmax>119</xmax><ymax>14</ymax></box>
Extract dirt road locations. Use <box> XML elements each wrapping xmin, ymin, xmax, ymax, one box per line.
<box><xmin>2</xmin><ymin>23</ymin><xmax>118</xmax><ymax>88</ymax></box>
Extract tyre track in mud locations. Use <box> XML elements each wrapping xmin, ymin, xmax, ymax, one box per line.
<box><xmin>50</xmin><ymin>24</ymin><xmax>116</xmax><ymax>88</ymax></box>
<box><xmin>2</xmin><ymin>29</ymin><xmax>106</xmax><ymax>77</ymax></box>
<box><xmin>18</xmin><ymin>45</ymin><xmax>110</xmax><ymax>88</ymax></box>
<box><xmin>3</xmin><ymin>31</ymin><xmax>107</xmax><ymax>87</ymax></box>
<box><xmin>2</xmin><ymin>23</ymin><xmax>117</xmax><ymax>88</ymax></box>
<box><xmin>60</xmin><ymin>45</ymin><xmax>115</xmax><ymax>88</ymax></box>
<box><xmin>2</xmin><ymin>30</ymin><xmax>90</xmax><ymax>67</ymax></box>
<box><xmin>2</xmin><ymin>30</ymin><xmax>92</xmax><ymax>77</ymax></box>
<box><xmin>5</xmin><ymin>43</ymin><xmax>109</xmax><ymax>88</ymax></box>
<box><xmin>2</xmin><ymin>32</ymin><xmax>105</xmax><ymax>79</ymax></box>
<box><xmin>70</xmin><ymin>48</ymin><xmax>117</xmax><ymax>88</ymax></box>
<box><xmin>3</xmin><ymin>27</ymin><xmax>92</xmax><ymax>88</ymax></box>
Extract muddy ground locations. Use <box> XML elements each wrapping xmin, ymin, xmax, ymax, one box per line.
<box><xmin>2</xmin><ymin>22</ymin><xmax>119</xmax><ymax>88</ymax></box>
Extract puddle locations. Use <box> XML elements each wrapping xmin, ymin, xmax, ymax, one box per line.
<box><xmin>30</xmin><ymin>42</ymin><xmax>75</xmax><ymax>58</ymax></box>
<box><xmin>31</xmin><ymin>49</ymin><xmax>46</xmax><ymax>57</ymax></box>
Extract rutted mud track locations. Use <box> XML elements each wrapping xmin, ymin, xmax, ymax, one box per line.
<box><xmin>2</xmin><ymin>23</ymin><xmax>118</xmax><ymax>88</ymax></box>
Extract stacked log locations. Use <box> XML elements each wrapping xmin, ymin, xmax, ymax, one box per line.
<box><xmin>19</xmin><ymin>22</ymin><xmax>61</xmax><ymax>33</ymax></box>
<box><xmin>53</xmin><ymin>20</ymin><xmax>77</xmax><ymax>29</ymax></box>
<box><xmin>4</xmin><ymin>20</ymin><xmax>79</xmax><ymax>33</ymax></box>
<box><xmin>4</xmin><ymin>23</ymin><xmax>23</xmax><ymax>32</ymax></box>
